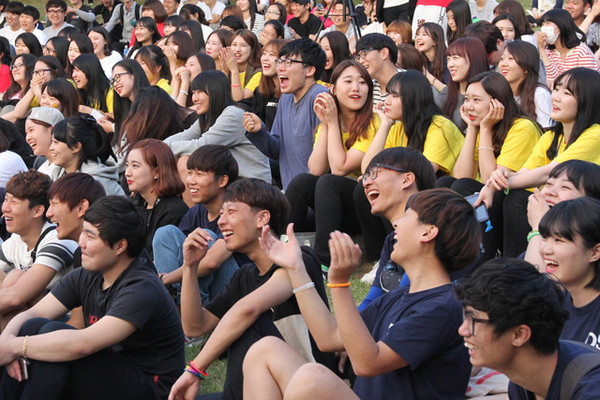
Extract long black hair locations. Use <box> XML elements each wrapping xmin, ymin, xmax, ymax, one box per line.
<box><xmin>112</xmin><ymin>59</ymin><xmax>151</xmax><ymax>144</ymax></box>
<box><xmin>386</xmin><ymin>70</ymin><xmax>444</xmax><ymax>152</ymax></box>
<box><xmin>71</xmin><ymin>53</ymin><xmax>111</xmax><ymax>112</ymax></box>
<box><xmin>52</xmin><ymin>115</ymin><xmax>115</xmax><ymax>169</ymax></box>
<box><xmin>191</xmin><ymin>70</ymin><xmax>234</xmax><ymax>133</ymax></box>
<box><xmin>541</xmin><ymin>9</ymin><xmax>586</xmax><ymax>49</ymax></box>
<box><xmin>546</xmin><ymin>68</ymin><xmax>600</xmax><ymax>160</ymax></box>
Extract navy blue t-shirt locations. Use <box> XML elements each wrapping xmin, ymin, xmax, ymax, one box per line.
<box><xmin>561</xmin><ymin>292</ymin><xmax>600</xmax><ymax>350</ymax></box>
<box><xmin>508</xmin><ymin>341</ymin><xmax>600</xmax><ymax>399</ymax></box>
<box><xmin>355</xmin><ymin>284</ymin><xmax>470</xmax><ymax>400</ymax></box>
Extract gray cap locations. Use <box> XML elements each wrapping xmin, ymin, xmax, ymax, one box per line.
<box><xmin>27</xmin><ymin>107</ymin><xmax>64</xmax><ymax>126</ymax></box>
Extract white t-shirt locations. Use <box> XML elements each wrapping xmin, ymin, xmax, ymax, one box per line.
<box><xmin>36</xmin><ymin>159</ymin><xmax>55</xmax><ymax>177</ymax></box>
<box><xmin>0</xmin><ymin>26</ymin><xmax>24</xmax><ymax>46</ymax></box>
<box><xmin>100</xmin><ymin>51</ymin><xmax>124</xmax><ymax>79</ymax></box>
<box><xmin>0</xmin><ymin>150</ymin><xmax>27</xmax><ymax>188</ymax></box>
<box><xmin>29</xmin><ymin>28</ymin><xmax>49</xmax><ymax>46</ymax></box>
<box><xmin>0</xmin><ymin>222</ymin><xmax>78</xmax><ymax>289</ymax></box>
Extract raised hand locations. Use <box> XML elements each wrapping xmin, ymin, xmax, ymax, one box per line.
<box><xmin>327</xmin><ymin>231</ymin><xmax>362</xmax><ymax>284</ymax></box>
<box><xmin>259</xmin><ymin>224</ymin><xmax>304</xmax><ymax>271</ymax></box>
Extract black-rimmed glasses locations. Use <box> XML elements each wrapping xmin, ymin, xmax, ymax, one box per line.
<box><xmin>275</xmin><ymin>58</ymin><xmax>309</xmax><ymax>68</ymax></box>
<box><xmin>462</xmin><ymin>309</ymin><xmax>491</xmax><ymax>335</ymax></box>
<box><xmin>366</xmin><ymin>163</ymin><xmax>409</xmax><ymax>181</ymax></box>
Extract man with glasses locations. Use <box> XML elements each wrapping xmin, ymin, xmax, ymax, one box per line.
<box><xmin>43</xmin><ymin>0</ymin><xmax>73</xmax><ymax>39</ymax></box>
<box><xmin>455</xmin><ymin>258</ymin><xmax>600</xmax><ymax>399</ymax></box>
<box><xmin>288</xmin><ymin>0</ymin><xmax>322</xmax><ymax>39</ymax></box>
<box><xmin>0</xmin><ymin>1</ymin><xmax>23</xmax><ymax>46</ymax></box>
<box><xmin>355</xmin><ymin>33</ymin><xmax>403</xmax><ymax>105</ymax></box>
<box><xmin>356</xmin><ymin>147</ymin><xmax>436</xmax><ymax>309</ymax></box>
<box><xmin>244</xmin><ymin>38</ymin><xmax>327</xmax><ymax>189</ymax></box>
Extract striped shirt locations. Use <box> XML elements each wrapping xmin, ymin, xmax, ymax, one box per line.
<box><xmin>544</xmin><ymin>42</ymin><xmax>600</xmax><ymax>81</ymax></box>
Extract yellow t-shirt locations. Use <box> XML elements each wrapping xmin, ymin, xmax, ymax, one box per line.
<box><xmin>384</xmin><ymin>115</ymin><xmax>464</xmax><ymax>175</ymax></box>
<box><xmin>523</xmin><ymin>124</ymin><xmax>600</xmax><ymax>170</ymax></box>
<box><xmin>89</xmin><ymin>89</ymin><xmax>114</xmax><ymax>114</ymax></box>
<box><xmin>155</xmin><ymin>78</ymin><xmax>173</xmax><ymax>96</ymax></box>
<box><xmin>313</xmin><ymin>115</ymin><xmax>379</xmax><ymax>179</ymax></box>
<box><xmin>241</xmin><ymin>70</ymin><xmax>262</xmax><ymax>92</ymax></box>
<box><xmin>474</xmin><ymin>118</ymin><xmax>541</xmax><ymax>172</ymax></box>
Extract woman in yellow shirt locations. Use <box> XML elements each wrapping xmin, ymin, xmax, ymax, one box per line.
<box><xmin>71</xmin><ymin>54</ymin><xmax>114</xmax><ymax>115</ymax></box>
<box><xmin>452</xmin><ymin>71</ymin><xmax>541</xmax><ymax>191</ymax></box>
<box><xmin>362</xmin><ymin>69</ymin><xmax>464</xmax><ymax>177</ymax></box>
<box><xmin>478</xmin><ymin>68</ymin><xmax>600</xmax><ymax>258</ymax></box>
<box><xmin>221</xmin><ymin>29</ymin><xmax>262</xmax><ymax>101</ymax></box>
<box><xmin>285</xmin><ymin>60</ymin><xmax>378</xmax><ymax>266</ymax></box>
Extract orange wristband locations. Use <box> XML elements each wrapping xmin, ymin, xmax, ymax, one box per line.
<box><xmin>327</xmin><ymin>282</ymin><xmax>350</xmax><ymax>288</ymax></box>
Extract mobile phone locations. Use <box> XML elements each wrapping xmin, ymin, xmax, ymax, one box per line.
<box><xmin>465</xmin><ymin>194</ymin><xmax>490</xmax><ymax>223</ymax></box>
<box><xmin>19</xmin><ymin>357</ymin><xmax>29</xmax><ymax>380</ymax></box>
<box><xmin>316</xmin><ymin>4</ymin><xmax>324</xmax><ymax>10</ymax></box>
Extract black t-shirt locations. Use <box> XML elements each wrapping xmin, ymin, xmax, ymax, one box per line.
<box><xmin>252</xmin><ymin>88</ymin><xmax>279</xmax><ymax>131</ymax></box>
<box><xmin>508</xmin><ymin>341</ymin><xmax>600</xmax><ymax>399</ymax></box>
<box><xmin>51</xmin><ymin>257</ymin><xmax>185</xmax><ymax>399</ymax></box>
<box><xmin>205</xmin><ymin>248</ymin><xmax>334</xmax><ymax>400</ymax></box>
<box><xmin>288</xmin><ymin>14</ymin><xmax>323</xmax><ymax>38</ymax></box>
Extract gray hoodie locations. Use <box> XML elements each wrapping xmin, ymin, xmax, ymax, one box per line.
<box><xmin>51</xmin><ymin>158</ymin><xmax>125</xmax><ymax>197</ymax></box>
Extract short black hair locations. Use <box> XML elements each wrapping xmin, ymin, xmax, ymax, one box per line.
<box><xmin>187</xmin><ymin>145</ymin><xmax>239</xmax><ymax>187</ymax></box>
<box><xmin>20</xmin><ymin>5</ymin><xmax>39</xmax><ymax>20</ymax></box>
<box><xmin>279</xmin><ymin>38</ymin><xmax>326</xmax><ymax>82</ymax></box>
<box><xmin>465</xmin><ymin>21</ymin><xmax>503</xmax><ymax>55</ymax></box>
<box><xmin>355</xmin><ymin>33</ymin><xmax>398</xmax><ymax>65</ymax></box>
<box><xmin>365</xmin><ymin>147</ymin><xmax>435</xmax><ymax>191</ymax></box>
<box><xmin>455</xmin><ymin>258</ymin><xmax>568</xmax><ymax>354</ymax></box>
<box><xmin>48</xmin><ymin>172</ymin><xmax>106</xmax><ymax>211</ymax></box>
<box><xmin>5</xmin><ymin>1</ymin><xmax>23</xmax><ymax>14</ymax></box>
<box><xmin>220</xmin><ymin>15</ymin><xmax>246</xmax><ymax>31</ymax></box>
<box><xmin>83</xmin><ymin>196</ymin><xmax>147</xmax><ymax>258</ymax></box>
<box><xmin>548</xmin><ymin>160</ymin><xmax>600</xmax><ymax>200</ymax></box>
<box><xmin>223</xmin><ymin>179</ymin><xmax>290</xmax><ymax>236</ymax></box>
<box><xmin>46</xmin><ymin>0</ymin><xmax>67</xmax><ymax>12</ymax></box>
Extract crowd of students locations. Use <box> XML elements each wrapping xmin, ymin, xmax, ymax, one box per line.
<box><xmin>0</xmin><ymin>0</ymin><xmax>599</xmax><ymax>398</ymax></box>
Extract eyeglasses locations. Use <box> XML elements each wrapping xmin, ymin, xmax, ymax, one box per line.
<box><xmin>111</xmin><ymin>72</ymin><xmax>132</xmax><ymax>85</ymax></box>
<box><xmin>265</xmin><ymin>10</ymin><xmax>281</xmax><ymax>15</ymax></box>
<box><xmin>366</xmin><ymin>163</ymin><xmax>409</xmax><ymax>181</ymax></box>
<box><xmin>33</xmin><ymin>68</ymin><xmax>52</xmax><ymax>76</ymax></box>
<box><xmin>355</xmin><ymin>48</ymin><xmax>378</xmax><ymax>60</ymax></box>
<box><xmin>43</xmin><ymin>46</ymin><xmax>56</xmax><ymax>55</ymax></box>
<box><xmin>275</xmin><ymin>58</ymin><xmax>309</xmax><ymax>68</ymax></box>
<box><xmin>463</xmin><ymin>309</ymin><xmax>491</xmax><ymax>335</ymax></box>
<box><xmin>47</xmin><ymin>9</ymin><xmax>65</xmax><ymax>15</ymax></box>
<box><xmin>10</xmin><ymin>63</ymin><xmax>24</xmax><ymax>70</ymax></box>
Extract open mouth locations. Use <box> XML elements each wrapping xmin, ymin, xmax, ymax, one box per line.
<box><xmin>222</xmin><ymin>230</ymin><xmax>234</xmax><ymax>238</ymax></box>
<box><xmin>366</xmin><ymin>189</ymin><xmax>380</xmax><ymax>202</ymax></box>
<box><xmin>545</xmin><ymin>260</ymin><xmax>559</xmax><ymax>273</ymax></box>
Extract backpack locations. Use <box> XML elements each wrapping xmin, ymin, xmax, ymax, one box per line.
<box><xmin>560</xmin><ymin>341</ymin><xmax>600</xmax><ymax>400</ymax></box>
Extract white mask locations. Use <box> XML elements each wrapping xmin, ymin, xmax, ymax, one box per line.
<box><xmin>541</xmin><ymin>25</ymin><xmax>559</xmax><ymax>45</ymax></box>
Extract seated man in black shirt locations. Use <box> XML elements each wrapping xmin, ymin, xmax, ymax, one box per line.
<box><xmin>456</xmin><ymin>258</ymin><xmax>600</xmax><ymax>400</ymax></box>
<box><xmin>0</xmin><ymin>196</ymin><xmax>185</xmax><ymax>400</ymax></box>
<box><xmin>170</xmin><ymin>178</ymin><xmax>333</xmax><ymax>400</ymax></box>
<box><xmin>288</xmin><ymin>0</ymin><xmax>322</xmax><ymax>40</ymax></box>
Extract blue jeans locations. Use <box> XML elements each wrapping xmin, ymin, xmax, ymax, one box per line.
<box><xmin>152</xmin><ymin>225</ymin><xmax>239</xmax><ymax>303</ymax></box>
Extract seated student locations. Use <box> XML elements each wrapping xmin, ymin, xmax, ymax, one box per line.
<box><xmin>164</xmin><ymin>70</ymin><xmax>272</xmax><ymax>190</ymax></box>
<box><xmin>535</xmin><ymin>9</ymin><xmax>600</xmax><ymax>86</ymax></box>
<box><xmin>317</xmin><ymin>31</ymin><xmax>351</xmax><ymax>89</ymax></box>
<box><xmin>415</xmin><ymin>23</ymin><xmax>448</xmax><ymax>91</ymax></box>
<box><xmin>125</xmin><ymin>139</ymin><xmax>188</xmax><ymax>257</ymax></box>
<box><xmin>71</xmin><ymin>54</ymin><xmax>115</xmax><ymax>118</ymax></box>
<box><xmin>0</xmin><ymin>171</ymin><xmax>78</xmax><ymax>328</ymax></box>
<box><xmin>50</xmin><ymin>115</ymin><xmax>125</xmax><ymax>197</ymax></box>
<box><xmin>243</xmin><ymin>38</ymin><xmax>328</xmax><ymax>190</ymax></box>
<box><xmin>499</xmin><ymin>41</ymin><xmax>553</xmax><ymax>129</ymax></box>
<box><xmin>287</xmin><ymin>0</ymin><xmax>322</xmax><ymax>40</ymax></box>
<box><xmin>39</xmin><ymin>78</ymin><xmax>80</xmax><ymax>119</ymax></box>
<box><xmin>464</xmin><ymin>21</ymin><xmax>506</xmax><ymax>68</ymax></box>
<box><xmin>153</xmin><ymin>145</ymin><xmax>242</xmax><ymax>303</ymax></box>
<box><xmin>477</xmin><ymin>68</ymin><xmax>600</xmax><ymax>257</ymax></box>
<box><xmin>318</xmin><ymin>0</ymin><xmax>361</xmax><ymax>51</ymax></box>
<box><xmin>356</xmin><ymin>147</ymin><xmax>436</xmax><ymax>309</ymax></box>
<box><xmin>25</xmin><ymin>107</ymin><xmax>65</xmax><ymax>176</ymax></box>
<box><xmin>434</xmin><ymin>37</ymin><xmax>490</xmax><ymax>132</ymax></box>
<box><xmin>525</xmin><ymin>160</ymin><xmax>600</xmax><ymax>268</ymax></box>
<box><xmin>134</xmin><ymin>45</ymin><xmax>173</xmax><ymax>95</ymax></box>
<box><xmin>0</xmin><ymin>196</ymin><xmax>185</xmax><ymax>399</ymax></box>
<box><xmin>46</xmin><ymin>172</ymin><xmax>106</xmax><ymax>329</ymax></box>
<box><xmin>450</xmin><ymin>71</ymin><xmax>541</xmax><ymax>192</ymax></box>
<box><xmin>0</xmin><ymin>132</ymin><xmax>27</xmax><ymax>190</ymax></box>
<box><xmin>455</xmin><ymin>258</ymin><xmax>600</xmax><ymax>400</ymax></box>
<box><xmin>362</xmin><ymin>70</ymin><xmax>464</xmax><ymax>176</ymax></box>
<box><xmin>220</xmin><ymin>29</ymin><xmax>262</xmax><ymax>101</ymax></box>
<box><xmin>43</xmin><ymin>0</ymin><xmax>73</xmax><ymax>39</ymax></box>
<box><xmin>169</xmin><ymin>178</ymin><xmax>334</xmax><ymax>400</ymax></box>
<box><xmin>354</xmin><ymin>33</ymin><xmax>402</xmax><ymax>106</ymax></box>
<box><xmin>18</xmin><ymin>6</ymin><xmax>48</xmax><ymax>46</ymax></box>
<box><xmin>243</xmin><ymin>188</ymin><xmax>480</xmax><ymax>400</ymax></box>
<box><xmin>286</xmin><ymin>60</ymin><xmax>378</xmax><ymax>266</ymax></box>
<box><xmin>536</xmin><ymin>198</ymin><xmax>600</xmax><ymax>348</ymax></box>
